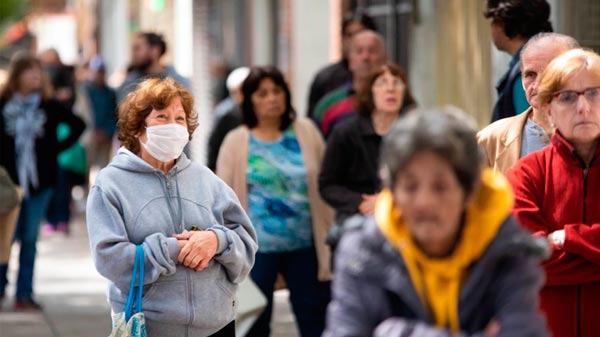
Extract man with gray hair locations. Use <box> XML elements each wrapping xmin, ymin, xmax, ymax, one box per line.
<box><xmin>313</xmin><ymin>30</ymin><xmax>386</xmax><ymax>137</ymax></box>
<box><xmin>478</xmin><ymin>33</ymin><xmax>580</xmax><ymax>173</ymax></box>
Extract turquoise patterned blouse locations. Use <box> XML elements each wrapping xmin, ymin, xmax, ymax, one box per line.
<box><xmin>247</xmin><ymin>128</ymin><xmax>313</xmax><ymax>253</ymax></box>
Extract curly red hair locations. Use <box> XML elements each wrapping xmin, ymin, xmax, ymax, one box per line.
<box><xmin>117</xmin><ymin>77</ymin><xmax>197</xmax><ymax>154</ymax></box>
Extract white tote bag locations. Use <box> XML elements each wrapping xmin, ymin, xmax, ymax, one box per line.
<box><xmin>235</xmin><ymin>277</ymin><xmax>267</xmax><ymax>337</ymax></box>
<box><xmin>109</xmin><ymin>245</ymin><xmax>147</xmax><ymax>337</ymax></box>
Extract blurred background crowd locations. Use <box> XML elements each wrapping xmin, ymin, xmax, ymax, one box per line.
<box><xmin>1</xmin><ymin>1</ymin><xmax>600</xmax><ymax>336</ymax></box>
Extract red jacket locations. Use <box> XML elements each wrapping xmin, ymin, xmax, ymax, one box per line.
<box><xmin>506</xmin><ymin>132</ymin><xmax>600</xmax><ymax>337</ymax></box>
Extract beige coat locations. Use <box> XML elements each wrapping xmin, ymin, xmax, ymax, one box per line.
<box><xmin>477</xmin><ymin>108</ymin><xmax>532</xmax><ymax>174</ymax></box>
<box><xmin>217</xmin><ymin>118</ymin><xmax>334</xmax><ymax>281</ymax></box>
<box><xmin>0</xmin><ymin>188</ymin><xmax>22</xmax><ymax>263</ymax></box>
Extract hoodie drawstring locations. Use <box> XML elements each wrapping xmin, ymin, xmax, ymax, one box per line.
<box><xmin>156</xmin><ymin>169</ymin><xmax>183</xmax><ymax>232</ymax></box>
<box><xmin>174</xmin><ymin>172</ymin><xmax>184</xmax><ymax>230</ymax></box>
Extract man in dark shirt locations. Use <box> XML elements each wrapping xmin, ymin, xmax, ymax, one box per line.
<box><xmin>312</xmin><ymin>30</ymin><xmax>386</xmax><ymax>137</ymax></box>
<box><xmin>117</xmin><ymin>32</ymin><xmax>190</xmax><ymax>102</ymax></box>
<box><xmin>306</xmin><ymin>11</ymin><xmax>376</xmax><ymax>119</ymax></box>
<box><xmin>484</xmin><ymin>0</ymin><xmax>552</xmax><ymax>123</ymax></box>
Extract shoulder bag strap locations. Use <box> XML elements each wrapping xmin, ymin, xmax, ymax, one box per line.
<box><xmin>124</xmin><ymin>245</ymin><xmax>144</xmax><ymax>321</ymax></box>
<box><xmin>135</xmin><ymin>245</ymin><xmax>145</xmax><ymax>315</ymax></box>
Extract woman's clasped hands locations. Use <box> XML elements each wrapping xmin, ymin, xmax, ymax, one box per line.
<box><xmin>174</xmin><ymin>229</ymin><xmax>219</xmax><ymax>272</ymax></box>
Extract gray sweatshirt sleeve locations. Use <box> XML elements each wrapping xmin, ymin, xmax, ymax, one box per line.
<box><xmin>207</xmin><ymin>179</ymin><xmax>258</xmax><ymax>284</ymax></box>
<box><xmin>86</xmin><ymin>185</ymin><xmax>180</xmax><ymax>291</ymax></box>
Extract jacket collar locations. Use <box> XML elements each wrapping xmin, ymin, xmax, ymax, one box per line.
<box><xmin>357</xmin><ymin>221</ymin><xmax>431</xmax><ymax>320</ymax></box>
<box><xmin>500</xmin><ymin>107</ymin><xmax>532</xmax><ymax>147</ymax></box>
<box><xmin>552</xmin><ymin>130</ymin><xmax>600</xmax><ymax>167</ymax></box>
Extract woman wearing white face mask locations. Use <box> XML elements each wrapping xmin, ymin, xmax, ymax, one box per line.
<box><xmin>86</xmin><ymin>77</ymin><xmax>258</xmax><ymax>336</ymax></box>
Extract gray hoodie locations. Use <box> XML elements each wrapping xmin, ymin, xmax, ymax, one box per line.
<box><xmin>86</xmin><ymin>148</ymin><xmax>257</xmax><ymax>336</ymax></box>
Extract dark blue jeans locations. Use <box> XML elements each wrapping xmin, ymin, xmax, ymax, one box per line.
<box><xmin>46</xmin><ymin>167</ymin><xmax>81</xmax><ymax>227</ymax></box>
<box><xmin>246</xmin><ymin>247</ymin><xmax>330</xmax><ymax>337</ymax></box>
<box><xmin>0</xmin><ymin>188</ymin><xmax>52</xmax><ymax>299</ymax></box>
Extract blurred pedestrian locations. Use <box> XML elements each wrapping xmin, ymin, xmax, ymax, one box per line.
<box><xmin>313</xmin><ymin>30</ymin><xmax>386</xmax><ymax>137</ymax></box>
<box><xmin>506</xmin><ymin>48</ymin><xmax>600</xmax><ymax>337</ymax></box>
<box><xmin>39</xmin><ymin>48</ymin><xmax>76</xmax><ymax>110</ymax></box>
<box><xmin>40</xmin><ymin>49</ymin><xmax>88</xmax><ymax>235</ymax></box>
<box><xmin>87</xmin><ymin>77</ymin><xmax>257</xmax><ymax>336</ymax></box>
<box><xmin>84</xmin><ymin>55</ymin><xmax>118</xmax><ymax>171</ymax></box>
<box><xmin>210</xmin><ymin>58</ymin><xmax>231</xmax><ymax>104</ymax></box>
<box><xmin>484</xmin><ymin>0</ymin><xmax>553</xmax><ymax>123</ymax></box>
<box><xmin>212</xmin><ymin>67</ymin><xmax>250</xmax><ymax>123</ymax></box>
<box><xmin>478</xmin><ymin>33</ymin><xmax>579</xmax><ymax>173</ymax></box>
<box><xmin>319</xmin><ymin>62</ymin><xmax>415</xmax><ymax>244</ymax></box>
<box><xmin>306</xmin><ymin>11</ymin><xmax>376</xmax><ymax>118</ymax></box>
<box><xmin>217</xmin><ymin>66</ymin><xmax>334</xmax><ymax>337</ymax></box>
<box><xmin>207</xmin><ymin>66</ymin><xmax>249</xmax><ymax>171</ymax></box>
<box><xmin>0</xmin><ymin>52</ymin><xmax>84</xmax><ymax>311</ymax></box>
<box><xmin>325</xmin><ymin>107</ymin><xmax>549</xmax><ymax>337</ymax></box>
<box><xmin>117</xmin><ymin>32</ymin><xmax>190</xmax><ymax>102</ymax></box>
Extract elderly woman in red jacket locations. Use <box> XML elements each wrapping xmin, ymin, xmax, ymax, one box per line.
<box><xmin>506</xmin><ymin>48</ymin><xmax>600</xmax><ymax>337</ymax></box>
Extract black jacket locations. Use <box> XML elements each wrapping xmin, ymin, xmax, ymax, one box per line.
<box><xmin>319</xmin><ymin>114</ymin><xmax>381</xmax><ymax>222</ymax></box>
<box><xmin>491</xmin><ymin>52</ymin><xmax>523</xmax><ymax>123</ymax></box>
<box><xmin>307</xmin><ymin>59</ymin><xmax>352</xmax><ymax>118</ymax></box>
<box><xmin>207</xmin><ymin>108</ymin><xmax>242</xmax><ymax>171</ymax></box>
<box><xmin>0</xmin><ymin>97</ymin><xmax>85</xmax><ymax>194</ymax></box>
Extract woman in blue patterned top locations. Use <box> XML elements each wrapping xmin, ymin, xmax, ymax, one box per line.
<box><xmin>217</xmin><ymin>66</ymin><xmax>334</xmax><ymax>337</ymax></box>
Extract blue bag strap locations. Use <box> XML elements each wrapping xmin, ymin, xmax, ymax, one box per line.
<box><xmin>124</xmin><ymin>245</ymin><xmax>144</xmax><ymax>321</ymax></box>
<box><xmin>135</xmin><ymin>245</ymin><xmax>145</xmax><ymax>314</ymax></box>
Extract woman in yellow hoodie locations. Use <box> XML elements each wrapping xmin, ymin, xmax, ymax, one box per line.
<box><xmin>324</xmin><ymin>107</ymin><xmax>550</xmax><ymax>337</ymax></box>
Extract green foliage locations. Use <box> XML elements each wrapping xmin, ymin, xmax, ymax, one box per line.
<box><xmin>0</xmin><ymin>0</ymin><xmax>28</xmax><ymax>27</ymax></box>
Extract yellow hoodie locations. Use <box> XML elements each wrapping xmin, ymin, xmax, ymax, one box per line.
<box><xmin>375</xmin><ymin>168</ymin><xmax>513</xmax><ymax>333</ymax></box>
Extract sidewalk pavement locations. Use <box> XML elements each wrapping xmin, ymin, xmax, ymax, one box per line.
<box><xmin>0</xmin><ymin>212</ymin><xmax>298</xmax><ymax>337</ymax></box>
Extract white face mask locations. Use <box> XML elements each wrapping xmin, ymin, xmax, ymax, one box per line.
<box><xmin>141</xmin><ymin>124</ymin><xmax>189</xmax><ymax>162</ymax></box>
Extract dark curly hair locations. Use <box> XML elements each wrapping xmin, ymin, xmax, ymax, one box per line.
<box><xmin>241</xmin><ymin>66</ymin><xmax>296</xmax><ymax>130</ymax></box>
<box><xmin>342</xmin><ymin>10</ymin><xmax>377</xmax><ymax>36</ymax></box>
<box><xmin>138</xmin><ymin>32</ymin><xmax>167</xmax><ymax>56</ymax></box>
<box><xmin>484</xmin><ymin>0</ymin><xmax>553</xmax><ymax>39</ymax></box>
<box><xmin>356</xmin><ymin>62</ymin><xmax>416</xmax><ymax>117</ymax></box>
<box><xmin>117</xmin><ymin>77</ymin><xmax>197</xmax><ymax>154</ymax></box>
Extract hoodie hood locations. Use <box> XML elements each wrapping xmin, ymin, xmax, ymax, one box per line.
<box><xmin>109</xmin><ymin>147</ymin><xmax>193</xmax><ymax>231</ymax></box>
<box><xmin>110</xmin><ymin>147</ymin><xmax>192</xmax><ymax>174</ymax></box>
<box><xmin>374</xmin><ymin>168</ymin><xmax>514</xmax><ymax>332</ymax></box>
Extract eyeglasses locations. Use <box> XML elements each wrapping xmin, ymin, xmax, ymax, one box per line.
<box><xmin>373</xmin><ymin>78</ymin><xmax>405</xmax><ymax>89</ymax></box>
<box><xmin>552</xmin><ymin>87</ymin><xmax>600</xmax><ymax>108</ymax></box>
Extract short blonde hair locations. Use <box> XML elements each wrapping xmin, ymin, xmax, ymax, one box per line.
<box><xmin>538</xmin><ymin>48</ymin><xmax>600</xmax><ymax>106</ymax></box>
<box><xmin>118</xmin><ymin>77</ymin><xmax>197</xmax><ymax>154</ymax></box>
